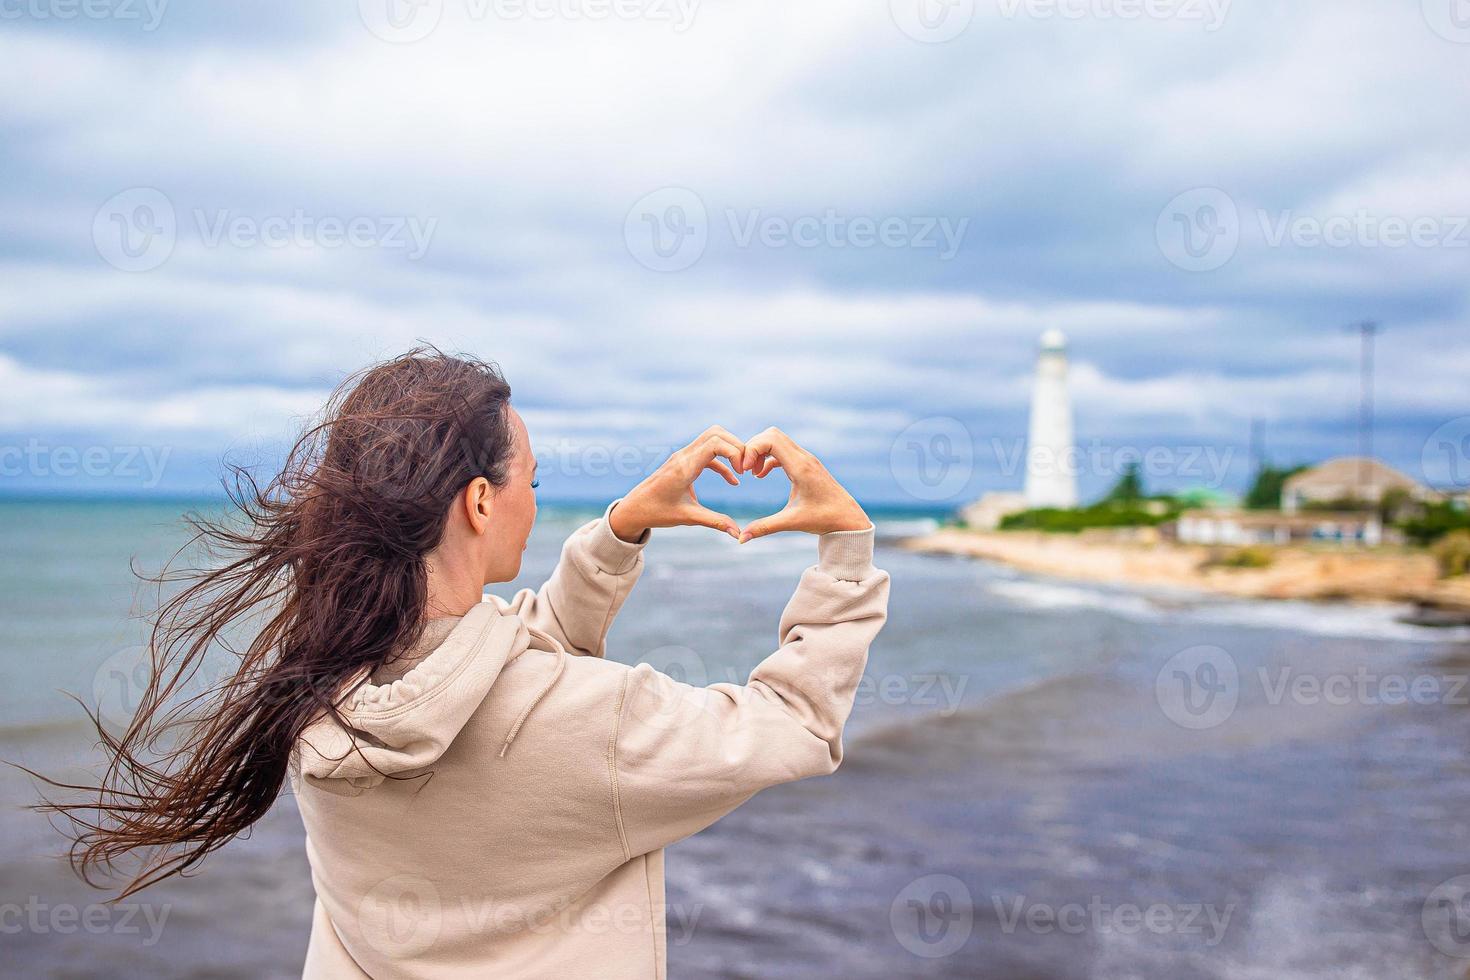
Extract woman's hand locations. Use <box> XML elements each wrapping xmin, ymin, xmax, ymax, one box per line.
<box><xmin>738</xmin><ymin>427</ymin><xmax>870</xmax><ymax>541</ymax></box>
<box><xmin>609</xmin><ymin>426</ymin><xmax>746</xmax><ymax>542</ymax></box>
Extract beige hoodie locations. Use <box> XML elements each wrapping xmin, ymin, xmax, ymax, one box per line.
<box><xmin>293</xmin><ymin>502</ymin><xmax>890</xmax><ymax>979</ymax></box>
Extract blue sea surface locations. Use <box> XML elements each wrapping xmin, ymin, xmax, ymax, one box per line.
<box><xmin>3</xmin><ymin>499</ymin><xmax>1470</xmax><ymax>978</ymax></box>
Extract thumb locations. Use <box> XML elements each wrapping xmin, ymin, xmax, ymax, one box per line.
<box><xmin>740</xmin><ymin>506</ymin><xmax>799</xmax><ymax>543</ymax></box>
<box><xmin>683</xmin><ymin>504</ymin><xmax>740</xmax><ymax>540</ymax></box>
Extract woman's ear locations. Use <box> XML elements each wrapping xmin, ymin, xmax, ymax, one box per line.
<box><xmin>463</xmin><ymin>477</ymin><xmax>493</xmax><ymax>535</ymax></box>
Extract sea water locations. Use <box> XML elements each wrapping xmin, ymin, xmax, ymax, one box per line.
<box><xmin>3</xmin><ymin>500</ymin><xmax>1470</xmax><ymax>978</ymax></box>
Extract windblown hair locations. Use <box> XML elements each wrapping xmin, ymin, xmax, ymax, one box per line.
<box><xmin>33</xmin><ymin>348</ymin><xmax>514</xmax><ymax>899</ymax></box>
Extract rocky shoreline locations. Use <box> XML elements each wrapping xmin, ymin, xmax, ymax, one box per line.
<box><xmin>900</xmin><ymin>528</ymin><xmax>1470</xmax><ymax>620</ymax></box>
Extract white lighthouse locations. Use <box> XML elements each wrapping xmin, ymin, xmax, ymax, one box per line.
<box><xmin>1023</xmin><ymin>328</ymin><xmax>1078</xmax><ymax>509</ymax></box>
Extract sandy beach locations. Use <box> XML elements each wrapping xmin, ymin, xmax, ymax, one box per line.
<box><xmin>901</xmin><ymin>528</ymin><xmax>1470</xmax><ymax>614</ymax></box>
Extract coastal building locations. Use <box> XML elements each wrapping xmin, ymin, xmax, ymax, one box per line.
<box><xmin>1023</xmin><ymin>328</ymin><xmax>1078</xmax><ymax>509</ymax></box>
<box><xmin>1174</xmin><ymin>486</ymin><xmax>1236</xmax><ymax>509</ymax></box>
<box><xmin>1173</xmin><ymin>508</ymin><xmax>1384</xmax><ymax>547</ymax></box>
<box><xmin>1281</xmin><ymin>456</ymin><xmax>1437</xmax><ymax>514</ymax></box>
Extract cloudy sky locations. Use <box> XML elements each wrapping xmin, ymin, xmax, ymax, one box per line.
<box><xmin>2</xmin><ymin>0</ymin><xmax>1468</xmax><ymax>506</ymax></box>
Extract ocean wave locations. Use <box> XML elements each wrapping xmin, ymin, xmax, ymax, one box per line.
<box><xmin>986</xmin><ymin>579</ymin><xmax>1167</xmax><ymax>621</ymax></box>
<box><xmin>1183</xmin><ymin>597</ymin><xmax>1470</xmax><ymax>643</ymax></box>
<box><xmin>872</xmin><ymin>516</ymin><xmax>939</xmax><ymax>539</ymax></box>
<box><xmin>984</xmin><ymin>577</ymin><xmax>1470</xmax><ymax>644</ymax></box>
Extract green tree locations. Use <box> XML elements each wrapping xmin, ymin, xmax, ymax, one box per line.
<box><xmin>1378</xmin><ymin>486</ymin><xmax>1412</xmax><ymax>522</ymax></box>
<box><xmin>1244</xmin><ymin>463</ymin><xmax>1307</xmax><ymax>510</ymax></box>
<box><xmin>1107</xmin><ymin>461</ymin><xmax>1144</xmax><ymax>504</ymax></box>
<box><xmin>1401</xmin><ymin>502</ymin><xmax>1470</xmax><ymax>545</ymax></box>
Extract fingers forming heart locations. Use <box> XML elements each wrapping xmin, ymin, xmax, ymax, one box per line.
<box><xmin>733</xmin><ymin>427</ymin><xmax>806</xmax><ymax>543</ymax></box>
<box><xmin>634</xmin><ymin>425</ymin><xmax>854</xmax><ymax>543</ymax></box>
<box><xmin>676</xmin><ymin>430</ymin><xmax>749</xmax><ymax>538</ymax></box>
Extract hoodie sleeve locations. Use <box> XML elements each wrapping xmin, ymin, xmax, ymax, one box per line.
<box><xmin>609</xmin><ymin>526</ymin><xmax>889</xmax><ymax>859</ymax></box>
<box><xmin>486</xmin><ymin>499</ymin><xmax>649</xmax><ymax>659</ymax></box>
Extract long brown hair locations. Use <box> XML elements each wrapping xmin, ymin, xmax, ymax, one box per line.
<box><xmin>31</xmin><ymin>348</ymin><xmax>514</xmax><ymax>899</ymax></box>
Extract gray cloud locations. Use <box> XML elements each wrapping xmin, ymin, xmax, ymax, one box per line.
<box><xmin>0</xmin><ymin>0</ymin><xmax>1466</xmax><ymax>502</ymax></box>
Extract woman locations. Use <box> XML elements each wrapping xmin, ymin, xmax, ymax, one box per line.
<box><xmin>44</xmin><ymin>350</ymin><xmax>890</xmax><ymax>978</ymax></box>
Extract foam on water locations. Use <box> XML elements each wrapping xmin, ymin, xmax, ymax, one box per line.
<box><xmin>986</xmin><ymin>578</ymin><xmax>1167</xmax><ymax>621</ymax></box>
<box><xmin>871</xmin><ymin>516</ymin><xmax>940</xmax><ymax>539</ymax></box>
<box><xmin>985</xmin><ymin>576</ymin><xmax>1470</xmax><ymax>643</ymax></box>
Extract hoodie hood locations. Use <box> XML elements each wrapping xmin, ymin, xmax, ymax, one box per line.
<box><xmin>295</xmin><ymin>601</ymin><xmax>535</xmax><ymax>789</ymax></box>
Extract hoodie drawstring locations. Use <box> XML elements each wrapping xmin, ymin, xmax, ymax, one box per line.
<box><xmin>498</xmin><ymin>652</ymin><xmax>567</xmax><ymax>758</ymax></box>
